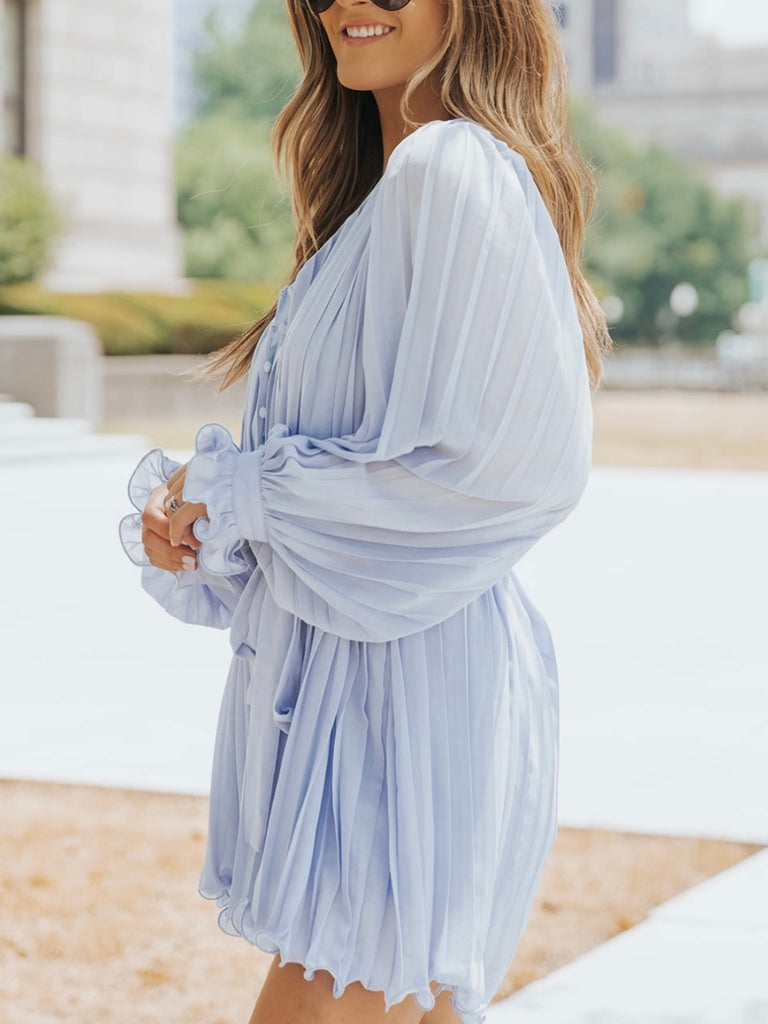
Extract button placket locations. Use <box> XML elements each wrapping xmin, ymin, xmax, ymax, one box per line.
<box><xmin>257</xmin><ymin>295</ymin><xmax>289</xmax><ymax>445</ymax></box>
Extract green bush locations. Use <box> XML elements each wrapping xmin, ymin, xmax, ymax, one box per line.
<box><xmin>0</xmin><ymin>155</ymin><xmax>59</xmax><ymax>285</ymax></box>
<box><xmin>192</xmin><ymin>0</ymin><xmax>300</xmax><ymax>123</ymax></box>
<box><xmin>177</xmin><ymin>116</ymin><xmax>296</xmax><ymax>282</ymax></box>
<box><xmin>0</xmin><ymin>280</ymin><xmax>276</xmax><ymax>356</ymax></box>
<box><xmin>573</xmin><ymin>103</ymin><xmax>756</xmax><ymax>345</ymax></box>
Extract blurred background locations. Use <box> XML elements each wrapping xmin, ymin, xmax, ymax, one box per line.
<box><xmin>1</xmin><ymin>0</ymin><xmax>768</xmax><ymax>445</ymax></box>
<box><xmin>1</xmin><ymin>2</ymin><xmax>767</xmax><ymax>1023</ymax></box>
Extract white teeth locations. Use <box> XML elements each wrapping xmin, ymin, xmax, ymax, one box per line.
<box><xmin>346</xmin><ymin>24</ymin><xmax>392</xmax><ymax>37</ymax></box>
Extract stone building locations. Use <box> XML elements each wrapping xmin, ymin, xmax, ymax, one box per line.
<box><xmin>0</xmin><ymin>0</ymin><xmax>183</xmax><ymax>291</ymax></box>
<box><xmin>557</xmin><ymin>0</ymin><xmax>768</xmax><ymax>246</ymax></box>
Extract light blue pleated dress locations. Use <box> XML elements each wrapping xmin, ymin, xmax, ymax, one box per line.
<box><xmin>121</xmin><ymin>118</ymin><xmax>592</xmax><ymax>1023</ymax></box>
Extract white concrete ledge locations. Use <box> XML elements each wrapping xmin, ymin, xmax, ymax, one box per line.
<box><xmin>0</xmin><ymin>315</ymin><xmax>103</xmax><ymax>425</ymax></box>
<box><xmin>487</xmin><ymin>849</ymin><xmax>768</xmax><ymax>1024</ymax></box>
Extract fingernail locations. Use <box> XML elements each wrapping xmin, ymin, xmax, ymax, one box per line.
<box><xmin>181</xmin><ymin>556</ymin><xmax>197</xmax><ymax>572</ymax></box>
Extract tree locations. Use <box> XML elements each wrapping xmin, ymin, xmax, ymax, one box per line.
<box><xmin>0</xmin><ymin>156</ymin><xmax>59</xmax><ymax>286</ymax></box>
<box><xmin>193</xmin><ymin>0</ymin><xmax>300</xmax><ymax>122</ymax></box>
<box><xmin>175</xmin><ymin>0</ymin><xmax>299</xmax><ymax>281</ymax></box>
<box><xmin>176</xmin><ymin>115</ymin><xmax>295</xmax><ymax>282</ymax></box>
<box><xmin>183</xmin><ymin>9</ymin><xmax>757</xmax><ymax>335</ymax></box>
<box><xmin>573</xmin><ymin>104</ymin><xmax>756</xmax><ymax>345</ymax></box>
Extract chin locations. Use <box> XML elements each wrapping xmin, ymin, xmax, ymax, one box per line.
<box><xmin>337</xmin><ymin>71</ymin><xmax>378</xmax><ymax>91</ymax></box>
<box><xmin>335</xmin><ymin>62</ymin><xmax>395</xmax><ymax>93</ymax></box>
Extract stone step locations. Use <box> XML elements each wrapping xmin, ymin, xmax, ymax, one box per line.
<box><xmin>0</xmin><ymin>402</ymin><xmax>36</xmax><ymax>423</ymax></box>
<box><xmin>0</xmin><ymin>417</ymin><xmax>90</xmax><ymax>438</ymax></box>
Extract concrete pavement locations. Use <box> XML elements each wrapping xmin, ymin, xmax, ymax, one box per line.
<box><xmin>487</xmin><ymin>847</ymin><xmax>768</xmax><ymax>1024</ymax></box>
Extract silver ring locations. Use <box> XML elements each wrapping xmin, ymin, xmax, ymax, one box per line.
<box><xmin>165</xmin><ymin>495</ymin><xmax>181</xmax><ymax>514</ymax></box>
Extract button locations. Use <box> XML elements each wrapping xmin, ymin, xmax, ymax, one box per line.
<box><xmin>263</xmin><ymin>360</ymin><xmax>272</xmax><ymax>373</ymax></box>
<box><xmin>258</xmin><ymin>407</ymin><xmax>267</xmax><ymax>419</ymax></box>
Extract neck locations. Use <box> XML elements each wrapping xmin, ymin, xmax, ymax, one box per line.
<box><xmin>374</xmin><ymin>75</ymin><xmax>451</xmax><ymax>171</ymax></box>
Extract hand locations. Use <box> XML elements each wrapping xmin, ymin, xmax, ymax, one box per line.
<box><xmin>141</xmin><ymin>483</ymin><xmax>199</xmax><ymax>573</ymax></box>
<box><xmin>164</xmin><ymin>464</ymin><xmax>208</xmax><ymax>550</ymax></box>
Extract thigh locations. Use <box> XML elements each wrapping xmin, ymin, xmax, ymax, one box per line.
<box><xmin>419</xmin><ymin>989</ymin><xmax>464</xmax><ymax>1023</ymax></box>
<box><xmin>248</xmin><ymin>955</ymin><xmax>427</xmax><ymax>1024</ymax></box>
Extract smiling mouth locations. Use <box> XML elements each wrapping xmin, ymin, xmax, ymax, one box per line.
<box><xmin>343</xmin><ymin>25</ymin><xmax>395</xmax><ymax>38</ymax></box>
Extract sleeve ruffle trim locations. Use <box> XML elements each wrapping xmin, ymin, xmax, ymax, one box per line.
<box><xmin>183</xmin><ymin>423</ymin><xmax>264</xmax><ymax>575</ymax></box>
<box><xmin>139</xmin><ymin>562</ymin><xmax>236</xmax><ymax>630</ymax></box>
<box><xmin>118</xmin><ymin>444</ymin><xmax>256</xmax><ymax>629</ymax></box>
<box><xmin>119</xmin><ymin>448</ymin><xmax>182</xmax><ymax>569</ymax></box>
<box><xmin>119</xmin><ymin>439</ymin><xmax>252</xmax><ymax>580</ymax></box>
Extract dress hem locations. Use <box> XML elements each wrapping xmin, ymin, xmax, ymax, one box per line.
<box><xmin>198</xmin><ymin>883</ymin><xmax>488</xmax><ymax>1024</ymax></box>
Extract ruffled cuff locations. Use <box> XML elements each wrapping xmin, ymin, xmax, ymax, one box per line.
<box><xmin>183</xmin><ymin>423</ymin><xmax>268</xmax><ymax>575</ymax></box>
<box><xmin>119</xmin><ymin>446</ymin><xmax>256</xmax><ymax>629</ymax></box>
<box><xmin>139</xmin><ymin>562</ymin><xmax>248</xmax><ymax>630</ymax></box>
<box><xmin>119</xmin><ymin>448</ymin><xmax>183</xmax><ymax>569</ymax></box>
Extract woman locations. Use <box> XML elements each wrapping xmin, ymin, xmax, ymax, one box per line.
<box><xmin>121</xmin><ymin>0</ymin><xmax>610</xmax><ymax>1020</ymax></box>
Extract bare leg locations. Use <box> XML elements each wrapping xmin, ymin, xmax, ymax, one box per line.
<box><xmin>248</xmin><ymin>954</ymin><xmax>428</xmax><ymax>1024</ymax></box>
<box><xmin>419</xmin><ymin>989</ymin><xmax>464</xmax><ymax>1024</ymax></box>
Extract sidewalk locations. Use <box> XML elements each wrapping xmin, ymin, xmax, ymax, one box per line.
<box><xmin>1</xmin><ymin>445</ymin><xmax>766</xmax><ymax>1022</ymax></box>
<box><xmin>487</xmin><ymin>848</ymin><xmax>768</xmax><ymax>1023</ymax></box>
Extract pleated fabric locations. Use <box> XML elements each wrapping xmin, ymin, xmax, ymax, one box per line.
<box><xmin>120</xmin><ymin>118</ymin><xmax>592</xmax><ymax>1023</ymax></box>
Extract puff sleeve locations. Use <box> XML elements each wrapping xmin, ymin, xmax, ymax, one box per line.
<box><xmin>183</xmin><ymin>121</ymin><xmax>593</xmax><ymax>642</ymax></box>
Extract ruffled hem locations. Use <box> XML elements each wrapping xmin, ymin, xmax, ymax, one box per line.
<box><xmin>196</xmin><ymin>586</ymin><xmax>557</xmax><ymax>1024</ymax></box>
<box><xmin>184</xmin><ymin>423</ymin><xmax>263</xmax><ymax>575</ymax></box>
<box><xmin>198</xmin><ymin>884</ymin><xmax>488</xmax><ymax>1024</ymax></box>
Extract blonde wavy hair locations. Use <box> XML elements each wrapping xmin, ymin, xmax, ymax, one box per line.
<box><xmin>207</xmin><ymin>0</ymin><xmax>611</xmax><ymax>389</ymax></box>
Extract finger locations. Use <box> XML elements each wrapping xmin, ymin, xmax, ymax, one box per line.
<box><xmin>180</xmin><ymin>523</ymin><xmax>202</xmax><ymax>550</ymax></box>
<box><xmin>168</xmin><ymin>502</ymin><xmax>207</xmax><ymax>547</ymax></box>
<box><xmin>148</xmin><ymin>551</ymin><xmax>198</xmax><ymax>573</ymax></box>
<box><xmin>177</xmin><ymin>512</ymin><xmax>203</xmax><ymax>549</ymax></box>
<box><xmin>142</xmin><ymin>486</ymin><xmax>171</xmax><ymax>540</ymax></box>
<box><xmin>167</xmin><ymin>464</ymin><xmax>187</xmax><ymax>492</ymax></box>
<box><xmin>141</xmin><ymin>528</ymin><xmax>176</xmax><ymax>570</ymax></box>
<box><xmin>165</xmin><ymin>479</ymin><xmax>184</xmax><ymax>506</ymax></box>
<box><xmin>164</xmin><ymin>484</ymin><xmax>185</xmax><ymax>518</ymax></box>
<box><xmin>142</xmin><ymin>529</ymin><xmax>198</xmax><ymax>572</ymax></box>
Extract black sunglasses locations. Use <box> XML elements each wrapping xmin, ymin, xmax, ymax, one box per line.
<box><xmin>306</xmin><ymin>0</ymin><xmax>411</xmax><ymax>15</ymax></box>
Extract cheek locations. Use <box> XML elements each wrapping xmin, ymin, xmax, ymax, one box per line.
<box><xmin>403</xmin><ymin>2</ymin><xmax>447</xmax><ymax>65</ymax></box>
<box><xmin>318</xmin><ymin>13</ymin><xmax>339</xmax><ymax>56</ymax></box>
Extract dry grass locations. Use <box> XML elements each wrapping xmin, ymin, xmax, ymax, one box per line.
<box><xmin>591</xmin><ymin>390</ymin><xmax>768</xmax><ymax>471</ymax></box>
<box><xmin>0</xmin><ymin>780</ymin><xmax>761</xmax><ymax>1024</ymax></box>
<box><xmin>101</xmin><ymin>415</ymin><xmax>243</xmax><ymax>453</ymax></box>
